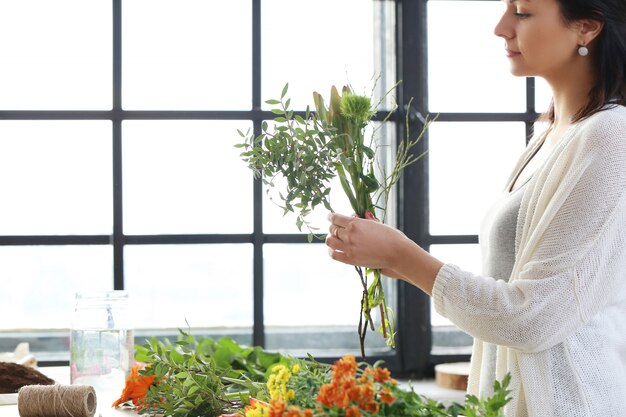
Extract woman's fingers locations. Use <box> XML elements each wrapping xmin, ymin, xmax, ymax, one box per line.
<box><xmin>327</xmin><ymin>212</ymin><xmax>353</xmax><ymax>228</ymax></box>
<box><xmin>327</xmin><ymin>213</ymin><xmax>354</xmax><ymax>244</ymax></box>
<box><xmin>327</xmin><ymin>246</ymin><xmax>349</xmax><ymax>264</ymax></box>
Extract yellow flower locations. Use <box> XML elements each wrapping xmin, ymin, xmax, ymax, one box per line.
<box><xmin>291</xmin><ymin>364</ymin><xmax>300</xmax><ymax>374</ymax></box>
<box><xmin>267</xmin><ymin>364</ymin><xmax>293</xmax><ymax>401</ymax></box>
<box><xmin>285</xmin><ymin>389</ymin><xmax>295</xmax><ymax>401</ymax></box>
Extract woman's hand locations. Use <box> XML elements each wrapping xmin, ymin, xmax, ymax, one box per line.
<box><xmin>325</xmin><ymin>212</ymin><xmax>444</xmax><ymax>295</ymax></box>
<box><xmin>325</xmin><ymin>212</ymin><xmax>409</xmax><ymax>272</ymax></box>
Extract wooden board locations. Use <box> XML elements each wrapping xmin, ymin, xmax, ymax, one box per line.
<box><xmin>434</xmin><ymin>362</ymin><xmax>470</xmax><ymax>391</ymax></box>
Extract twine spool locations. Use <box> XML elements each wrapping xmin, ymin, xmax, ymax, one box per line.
<box><xmin>17</xmin><ymin>384</ymin><xmax>97</xmax><ymax>417</ymax></box>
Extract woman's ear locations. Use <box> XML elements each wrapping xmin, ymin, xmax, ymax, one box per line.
<box><xmin>577</xmin><ymin>19</ymin><xmax>604</xmax><ymax>45</ymax></box>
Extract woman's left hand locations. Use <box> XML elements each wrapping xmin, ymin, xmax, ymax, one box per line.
<box><xmin>326</xmin><ymin>212</ymin><xmax>410</xmax><ymax>271</ymax></box>
<box><xmin>326</xmin><ymin>212</ymin><xmax>444</xmax><ymax>295</ymax></box>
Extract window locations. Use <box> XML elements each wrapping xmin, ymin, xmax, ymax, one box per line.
<box><xmin>0</xmin><ymin>0</ymin><xmax>548</xmax><ymax>376</ymax></box>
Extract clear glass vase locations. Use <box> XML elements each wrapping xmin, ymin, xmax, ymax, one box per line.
<box><xmin>69</xmin><ymin>291</ymin><xmax>134</xmax><ymax>402</ymax></box>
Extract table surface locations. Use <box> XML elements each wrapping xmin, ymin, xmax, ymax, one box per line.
<box><xmin>0</xmin><ymin>366</ymin><xmax>466</xmax><ymax>417</ymax></box>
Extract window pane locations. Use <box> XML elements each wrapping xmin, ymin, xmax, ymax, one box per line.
<box><xmin>124</xmin><ymin>244</ymin><xmax>253</xmax><ymax>330</ymax></box>
<box><xmin>123</xmin><ymin>121</ymin><xmax>253</xmax><ymax>234</ymax></box>
<box><xmin>264</xmin><ymin>244</ymin><xmax>393</xmax><ymax>354</ymax></box>
<box><xmin>535</xmin><ymin>77</ymin><xmax>553</xmax><ymax>114</ymax></box>
<box><xmin>429</xmin><ymin>122</ymin><xmax>527</xmax><ymax>235</ymax></box>
<box><xmin>262</xmin><ymin>0</ymin><xmax>375</xmax><ymax>110</ymax></box>
<box><xmin>123</xmin><ymin>0</ymin><xmax>251</xmax><ymax>110</ymax></box>
<box><xmin>0</xmin><ymin>121</ymin><xmax>112</xmax><ymax>235</ymax></box>
<box><xmin>0</xmin><ymin>246</ymin><xmax>113</xmax><ymax>330</ymax></box>
<box><xmin>0</xmin><ymin>1</ymin><xmax>111</xmax><ymax>110</ymax></box>
<box><xmin>428</xmin><ymin>1</ymin><xmax>526</xmax><ymax>112</ymax></box>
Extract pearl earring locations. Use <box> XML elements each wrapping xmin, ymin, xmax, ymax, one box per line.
<box><xmin>578</xmin><ymin>45</ymin><xmax>589</xmax><ymax>56</ymax></box>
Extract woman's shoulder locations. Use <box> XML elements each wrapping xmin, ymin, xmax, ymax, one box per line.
<box><xmin>580</xmin><ymin>104</ymin><xmax>626</xmax><ymax>133</ymax></box>
<box><xmin>574</xmin><ymin>105</ymin><xmax>626</xmax><ymax>152</ymax></box>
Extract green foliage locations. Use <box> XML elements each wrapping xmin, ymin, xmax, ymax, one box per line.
<box><xmin>284</xmin><ymin>356</ymin><xmax>333</xmax><ymax>410</ymax></box>
<box><xmin>131</xmin><ymin>330</ymin><xmax>511</xmax><ymax>417</ymax></box>
<box><xmin>385</xmin><ymin>373</ymin><xmax>512</xmax><ymax>417</ymax></box>
<box><xmin>135</xmin><ymin>332</ymin><xmax>239</xmax><ymax>417</ymax></box>
<box><xmin>133</xmin><ymin>330</ymin><xmax>329</xmax><ymax>417</ymax></box>
<box><xmin>460</xmin><ymin>373</ymin><xmax>512</xmax><ymax>417</ymax></box>
<box><xmin>236</xmin><ymin>82</ymin><xmax>434</xmax><ymax>355</ymax></box>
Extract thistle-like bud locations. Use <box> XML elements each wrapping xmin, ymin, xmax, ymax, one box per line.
<box><xmin>340</xmin><ymin>92</ymin><xmax>374</xmax><ymax>126</ymax></box>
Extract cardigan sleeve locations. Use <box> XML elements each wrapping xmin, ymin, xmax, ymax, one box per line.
<box><xmin>433</xmin><ymin>107</ymin><xmax>626</xmax><ymax>353</ymax></box>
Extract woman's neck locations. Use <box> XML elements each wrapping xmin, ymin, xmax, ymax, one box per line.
<box><xmin>545</xmin><ymin>60</ymin><xmax>596</xmax><ymax>128</ymax></box>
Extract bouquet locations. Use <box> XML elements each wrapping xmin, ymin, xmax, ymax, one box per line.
<box><xmin>237</xmin><ymin>83</ymin><xmax>432</xmax><ymax>355</ymax></box>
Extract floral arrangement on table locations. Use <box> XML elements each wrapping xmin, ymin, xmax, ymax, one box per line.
<box><xmin>112</xmin><ymin>332</ymin><xmax>511</xmax><ymax>417</ymax></box>
<box><xmin>236</xmin><ymin>83</ymin><xmax>433</xmax><ymax>355</ymax></box>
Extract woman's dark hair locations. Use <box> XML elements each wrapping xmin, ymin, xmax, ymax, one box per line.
<box><xmin>544</xmin><ymin>0</ymin><xmax>626</xmax><ymax>122</ymax></box>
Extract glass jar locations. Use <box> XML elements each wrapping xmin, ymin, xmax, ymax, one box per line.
<box><xmin>70</xmin><ymin>291</ymin><xmax>134</xmax><ymax>402</ymax></box>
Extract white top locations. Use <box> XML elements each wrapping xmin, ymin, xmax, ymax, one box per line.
<box><xmin>432</xmin><ymin>105</ymin><xmax>626</xmax><ymax>417</ymax></box>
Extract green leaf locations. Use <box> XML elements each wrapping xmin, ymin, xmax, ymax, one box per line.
<box><xmin>363</xmin><ymin>145</ymin><xmax>375</xmax><ymax>159</ymax></box>
<box><xmin>265</xmin><ymin>99</ymin><xmax>280</xmax><ymax>105</ymax></box>
<box><xmin>360</xmin><ymin>173</ymin><xmax>379</xmax><ymax>193</ymax></box>
<box><xmin>336</xmin><ymin>163</ymin><xmax>358</xmax><ymax>213</ymax></box>
<box><xmin>281</xmin><ymin>83</ymin><xmax>289</xmax><ymax>99</ymax></box>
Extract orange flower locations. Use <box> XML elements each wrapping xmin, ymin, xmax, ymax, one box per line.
<box><xmin>363</xmin><ymin>400</ymin><xmax>380</xmax><ymax>414</ymax></box>
<box><xmin>317</xmin><ymin>381</ymin><xmax>340</xmax><ymax>407</ymax></box>
<box><xmin>373</xmin><ymin>368</ymin><xmax>392</xmax><ymax>384</ymax></box>
<box><xmin>332</xmin><ymin>355</ymin><xmax>358</xmax><ymax>382</ymax></box>
<box><xmin>346</xmin><ymin>405</ymin><xmax>362</xmax><ymax>417</ymax></box>
<box><xmin>378</xmin><ymin>388</ymin><xmax>396</xmax><ymax>405</ymax></box>
<box><xmin>281</xmin><ymin>355</ymin><xmax>397</xmax><ymax>417</ymax></box>
<box><xmin>285</xmin><ymin>406</ymin><xmax>304</xmax><ymax>417</ymax></box>
<box><xmin>111</xmin><ymin>363</ymin><xmax>157</xmax><ymax>409</ymax></box>
<box><xmin>359</xmin><ymin>367</ymin><xmax>373</xmax><ymax>383</ymax></box>
<box><xmin>268</xmin><ymin>398</ymin><xmax>287</xmax><ymax>417</ymax></box>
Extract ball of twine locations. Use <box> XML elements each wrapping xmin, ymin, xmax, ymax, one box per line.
<box><xmin>18</xmin><ymin>384</ymin><xmax>97</xmax><ymax>417</ymax></box>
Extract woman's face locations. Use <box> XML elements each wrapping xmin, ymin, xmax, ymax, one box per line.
<box><xmin>494</xmin><ymin>0</ymin><xmax>581</xmax><ymax>79</ymax></box>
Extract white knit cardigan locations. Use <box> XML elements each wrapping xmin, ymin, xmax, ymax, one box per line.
<box><xmin>432</xmin><ymin>105</ymin><xmax>626</xmax><ymax>417</ymax></box>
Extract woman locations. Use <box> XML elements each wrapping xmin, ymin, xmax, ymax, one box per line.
<box><xmin>326</xmin><ymin>0</ymin><xmax>626</xmax><ymax>415</ymax></box>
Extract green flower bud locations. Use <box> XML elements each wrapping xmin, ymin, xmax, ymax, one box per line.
<box><xmin>340</xmin><ymin>93</ymin><xmax>374</xmax><ymax>125</ymax></box>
